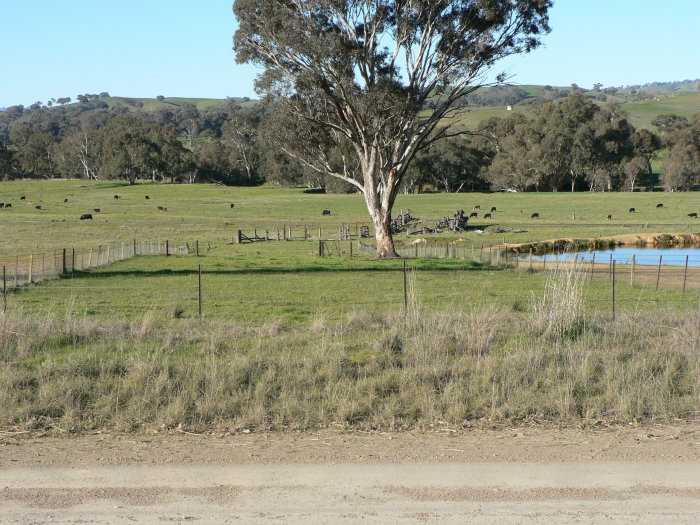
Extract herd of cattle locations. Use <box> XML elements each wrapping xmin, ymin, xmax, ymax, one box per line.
<box><xmin>0</xmin><ymin>194</ymin><xmax>697</xmax><ymax>222</ymax></box>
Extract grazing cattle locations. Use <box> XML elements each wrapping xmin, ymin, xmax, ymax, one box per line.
<box><xmin>157</xmin><ymin>206</ymin><xmax>168</xmax><ymax>212</ymax></box>
<box><xmin>20</xmin><ymin>196</ymin><xmax>25</xmax><ymax>200</ymax></box>
<box><xmin>4</xmin><ymin>203</ymin><xmax>10</xmax><ymax>208</ymax></box>
<box><xmin>230</xmin><ymin>203</ymin><xmax>235</xmax><ymax>208</ymax></box>
<box><xmin>688</xmin><ymin>213</ymin><xmax>698</xmax><ymax>218</ymax></box>
<box><xmin>145</xmin><ymin>195</ymin><xmax>150</xmax><ymax>199</ymax></box>
<box><xmin>472</xmin><ymin>205</ymin><xmax>481</xmax><ymax>210</ymax></box>
<box><xmin>484</xmin><ymin>213</ymin><xmax>492</xmax><ymax>219</ymax></box>
<box><xmin>656</xmin><ymin>203</ymin><xmax>663</xmax><ymax>208</ymax></box>
<box><xmin>606</xmin><ymin>214</ymin><xmax>612</xmax><ymax>220</ymax></box>
<box><xmin>114</xmin><ymin>195</ymin><xmax>120</xmax><ymax>199</ymax></box>
<box><xmin>64</xmin><ymin>198</ymin><xmax>68</xmax><ymax>203</ymax></box>
<box><xmin>490</xmin><ymin>206</ymin><xmax>497</xmax><ymax>212</ymax></box>
<box><xmin>469</xmin><ymin>212</ymin><xmax>478</xmax><ymax>218</ymax></box>
<box><xmin>0</xmin><ymin>203</ymin><xmax>4</xmax><ymax>208</ymax></box>
<box><xmin>519</xmin><ymin>209</ymin><xmax>523</xmax><ymax>215</ymax></box>
<box><xmin>93</xmin><ymin>208</ymin><xmax>101</xmax><ymax>213</ymax></box>
<box><xmin>531</xmin><ymin>213</ymin><xmax>539</xmax><ymax>219</ymax></box>
<box><xmin>35</xmin><ymin>205</ymin><xmax>42</xmax><ymax>210</ymax></box>
<box><xmin>322</xmin><ymin>209</ymin><xmax>331</xmax><ymax>215</ymax></box>
<box><xmin>79</xmin><ymin>213</ymin><xmax>93</xmax><ymax>220</ymax></box>
<box><xmin>629</xmin><ymin>208</ymin><xmax>636</xmax><ymax>213</ymax></box>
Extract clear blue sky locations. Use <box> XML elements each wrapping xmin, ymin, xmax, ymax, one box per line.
<box><xmin>1</xmin><ymin>0</ymin><xmax>698</xmax><ymax>107</ymax></box>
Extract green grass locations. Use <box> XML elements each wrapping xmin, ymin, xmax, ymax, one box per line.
<box><xmin>1</xmin><ymin>181</ymin><xmax>700</xmax><ymax>258</ymax></box>
<box><xmin>1</xmin><ymin>181</ymin><xmax>699</xmax><ymax>432</ymax></box>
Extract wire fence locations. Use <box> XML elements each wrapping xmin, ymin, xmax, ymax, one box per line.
<box><xmin>0</xmin><ymin>240</ymin><xmax>188</xmax><ymax>290</ymax></box>
<box><xmin>355</xmin><ymin>239</ymin><xmax>700</xmax><ymax>293</ymax></box>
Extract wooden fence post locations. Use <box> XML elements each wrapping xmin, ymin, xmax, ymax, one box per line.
<box><xmin>72</xmin><ymin>248</ymin><xmax>75</xmax><ymax>273</ymax></box>
<box><xmin>683</xmin><ymin>255</ymin><xmax>689</xmax><ymax>294</ymax></box>
<box><xmin>62</xmin><ymin>249</ymin><xmax>66</xmax><ymax>275</ymax></box>
<box><xmin>236</xmin><ymin>230</ymin><xmax>243</xmax><ymax>244</ymax></box>
<box><xmin>2</xmin><ymin>266</ymin><xmax>6</xmax><ymax>313</ymax></box>
<box><xmin>166</xmin><ymin>240</ymin><xmax>170</xmax><ymax>256</ymax></box>
<box><xmin>29</xmin><ymin>254</ymin><xmax>33</xmax><ymax>283</ymax></box>
<box><xmin>655</xmin><ymin>255</ymin><xmax>662</xmax><ymax>291</ymax></box>
<box><xmin>198</xmin><ymin>264</ymin><xmax>203</xmax><ymax>321</ymax></box>
<box><xmin>403</xmin><ymin>260</ymin><xmax>408</xmax><ymax>313</ymax></box>
<box><xmin>612</xmin><ymin>260</ymin><xmax>616</xmax><ymax>321</ymax></box>
<box><xmin>630</xmin><ymin>255</ymin><xmax>635</xmax><ymax>287</ymax></box>
<box><xmin>590</xmin><ymin>253</ymin><xmax>596</xmax><ymax>281</ymax></box>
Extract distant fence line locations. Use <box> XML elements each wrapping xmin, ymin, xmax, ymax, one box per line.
<box><xmin>354</xmin><ymin>240</ymin><xmax>700</xmax><ymax>293</ymax></box>
<box><xmin>0</xmin><ymin>240</ymin><xmax>188</xmax><ymax>291</ymax></box>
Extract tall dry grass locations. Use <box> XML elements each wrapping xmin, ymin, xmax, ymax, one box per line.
<box><xmin>0</xmin><ymin>294</ymin><xmax>698</xmax><ymax>432</ymax></box>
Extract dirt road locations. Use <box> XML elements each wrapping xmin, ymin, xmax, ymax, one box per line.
<box><xmin>2</xmin><ymin>424</ymin><xmax>699</xmax><ymax>524</ymax></box>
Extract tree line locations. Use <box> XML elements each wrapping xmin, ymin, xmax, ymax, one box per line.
<box><xmin>0</xmin><ymin>92</ymin><xmax>698</xmax><ymax>192</ymax></box>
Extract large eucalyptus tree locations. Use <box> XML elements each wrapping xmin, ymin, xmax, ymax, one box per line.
<box><xmin>234</xmin><ymin>0</ymin><xmax>551</xmax><ymax>257</ymax></box>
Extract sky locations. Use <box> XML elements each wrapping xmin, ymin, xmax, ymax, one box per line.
<box><xmin>1</xmin><ymin>0</ymin><xmax>698</xmax><ymax>107</ymax></box>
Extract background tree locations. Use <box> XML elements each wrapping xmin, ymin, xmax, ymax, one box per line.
<box><xmin>98</xmin><ymin>115</ymin><xmax>159</xmax><ymax>185</ymax></box>
<box><xmin>234</xmin><ymin>0</ymin><xmax>551</xmax><ymax>257</ymax></box>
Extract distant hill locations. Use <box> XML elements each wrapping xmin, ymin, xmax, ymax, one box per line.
<box><xmin>444</xmin><ymin>81</ymin><xmax>700</xmax><ymax>131</ymax></box>
<box><xmin>99</xmin><ymin>96</ymin><xmax>258</xmax><ymax>111</ymax></box>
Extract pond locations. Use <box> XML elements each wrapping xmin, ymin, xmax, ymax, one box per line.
<box><xmin>521</xmin><ymin>247</ymin><xmax>700</xmax><ymax>267</ymax></box>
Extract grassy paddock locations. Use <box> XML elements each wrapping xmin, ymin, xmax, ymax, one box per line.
<box><xmin>2</xmin><ymin>286</ymin><xmax>699</xmax><ymax>432</ymax></box>
<box><xmin>1</xmin><ymin>181</ymin><xmax>700</xmax><ymax>257</ymax></box>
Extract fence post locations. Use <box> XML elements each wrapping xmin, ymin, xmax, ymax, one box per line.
<box><xmin>133</xmin><ymin>239</ymin><xmax>137</xmax><ymax>256</ymax></box>
<box><xmin>683</xmin><ymin>255</ymin><xmax>689</xmax><ymax>294</ymax></box>
<box><xmin>2</xmin><ymin>266</ymin><xmax>6</xmax><ymax>313</ymax></box>
<box><xmin>236</xmin><ymin>230</ymin><xmax>243</xmax><ymax>244</ymax></box>
<box><xmin>529</xmin><ymin>250</ymin><xmax>533</xmax><ymax>271</ymax></box>
<box><xmin>612</xmin><ymin>260</ymin><xmax>616</xmax><ymax>321</ymax></box>
<box><xmin>29</xmin><ymin>254</ymin><xmax>33</xmax><ymax>283</ymax></box>
<box><xmin>198</xmin><ymin>264</ymin><xmax>203</xmax><ymax>321</ymax></box>
<box><xmin>166</xmin><ymin>240</ymin><xmax>170</xmax><ymax>256</ymax></box>
<box><xmin>403</xmin><ymin>260</ymin><xmax>408</xmax><ymax>314</ymax></box>
<box><xmin>655</xmin><ymin>255</ymin><xmax>662</xmax><ymax>291</ymax></box>
<box><xmin>318</xmin><ymin>240</ymin><xmax>323</xmax><ymax>257</ymax></box>
<box><xmin>609</xmin><ymin>254</ymin><xmax>613</xmax><ymax>280</ymax></box>
<box><xmin>196</xmin><ymin>240</ymin><xmax>200</xmax><ymax>257</ymax></box>
<box><xmin>61</xmin><ymin>249</ymin><xmax>66</xmax><ymax>275</ymax></box>
<box><xmin>349</xmin><ymin>241</ymin><xmax>353</xmax><ymax>258</ymax></box>
<box><xmin>590</xmin><ymin>253</ymin><xmax>596</xmax><ymax>281</ymax></box>
<box><xmin>630</xmin><ymin>255</ymin><xmax>635</xmax><ymax>287</ymax></box>
<box><xmin>542</xmin><ymin>253</ymin><xmax>546</xmax><ymax>272</ymax></box>
<box><xmin>72</xmin><ymin>248</ymin><xmax>75</xmax><ymax>273</ymax></box>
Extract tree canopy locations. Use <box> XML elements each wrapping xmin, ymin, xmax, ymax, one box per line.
<box><xmin>234</xmin><ymin>0</ymin><xmax>552</xmax><ymax>257</ymax></box>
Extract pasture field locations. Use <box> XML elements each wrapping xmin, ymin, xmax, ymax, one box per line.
<box><xmin>1</xmin><ymin>180</ymin><xmax>699</xmax><ymax>432</ymax></box>
<box><xmin>1</xmin><ymin>180</ymin><xmax>700</xmax><ymax>256</ymax></box>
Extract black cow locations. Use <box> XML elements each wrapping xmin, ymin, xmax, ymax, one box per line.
<box><xmin>0</xmin><ymin>203</ymin><xmax>4</xmax><ymax>208</ymax></box>
<box><xmin>80</xmin><ymin>213</ymin><xmax>93</xmax><ymax>220</ymax></box>
<box><xmin>64</xmin><ymin>198</ymin><xmax>68</xmax><ymax>203</ymax></box>
<box><xmin>93</xmin><ymin>208</ymin><xmax>101</xmax><ymax>213</ymax></box>
<box><xmin>35</xmin><ymin>205</ymin><xmax>42</xmax><ymax>210</ymax></box>
<box><xmin>531</xmin><ymin>213</ymin><xmax>539</xmax><ymax>219</ymax></box>
<box><xmin>230</xmin><ymin>203</ymin><xmax>235</xmax><ymax>208</ymax></box>
<box><xmin>484</xmin><ymin>213</ymin><xmax>492</xmax><ymax>219</ymax></box>
<box><xmin>4</xmin><ymin>203</ymin><xmax>10</xmax><ymax>208</ymax></box>
<box><xmin>145</xmin><ymin>195</ymin><xmax>150</xmax><ymax>199</ymax></box>
<box><xmin>656</xmin><ymin>203</ymin><xmax>663</xmax><ymax>208</ymax></box>
<box><xmin>606</xmin><ymin>214</ymin><xmax>612</xmax><ymax>220</ymax></box>
<box><xmin>629</xmin><ymin>207</ymin><xmax>636</xmax><ymax>213</ymax></box>
<box><xmin>322</xmin><ymin>209</ymin><xmax>331</xmax><ymax>215</ymax></box>
<box><xmin>114</xmin><ymin>195</ymin><xmax>120</xmax><ymax>199</ymax></box>
<box><xmin>469</xmin><ymin>212</ymin><xmax>478</xmax><ymax>218</ymax></box>
<box><xmin>490</xmin><ymin>206</ymin><xmax>497</xmax><ymax>212</ymax></box>
<box><xmin>688</xmin><ymin>213</ymin><xmax>698</xmax><ymax>218</ymax></box>
<box><xmin>20</xmin><ymin>196</ymin><xmax>25</xmax><ymax>200</ymax></box>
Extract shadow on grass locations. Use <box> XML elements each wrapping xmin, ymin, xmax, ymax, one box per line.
<box><xmin>67</xmin><ymin>262</ymin><xmax>496</xmax><ymax>279</ymax></box>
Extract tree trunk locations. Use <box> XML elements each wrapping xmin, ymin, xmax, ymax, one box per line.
<box><xmin>374</xmin><ymin>216</ymin><xmax>399</xmax><ymax>258</ymax></box>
